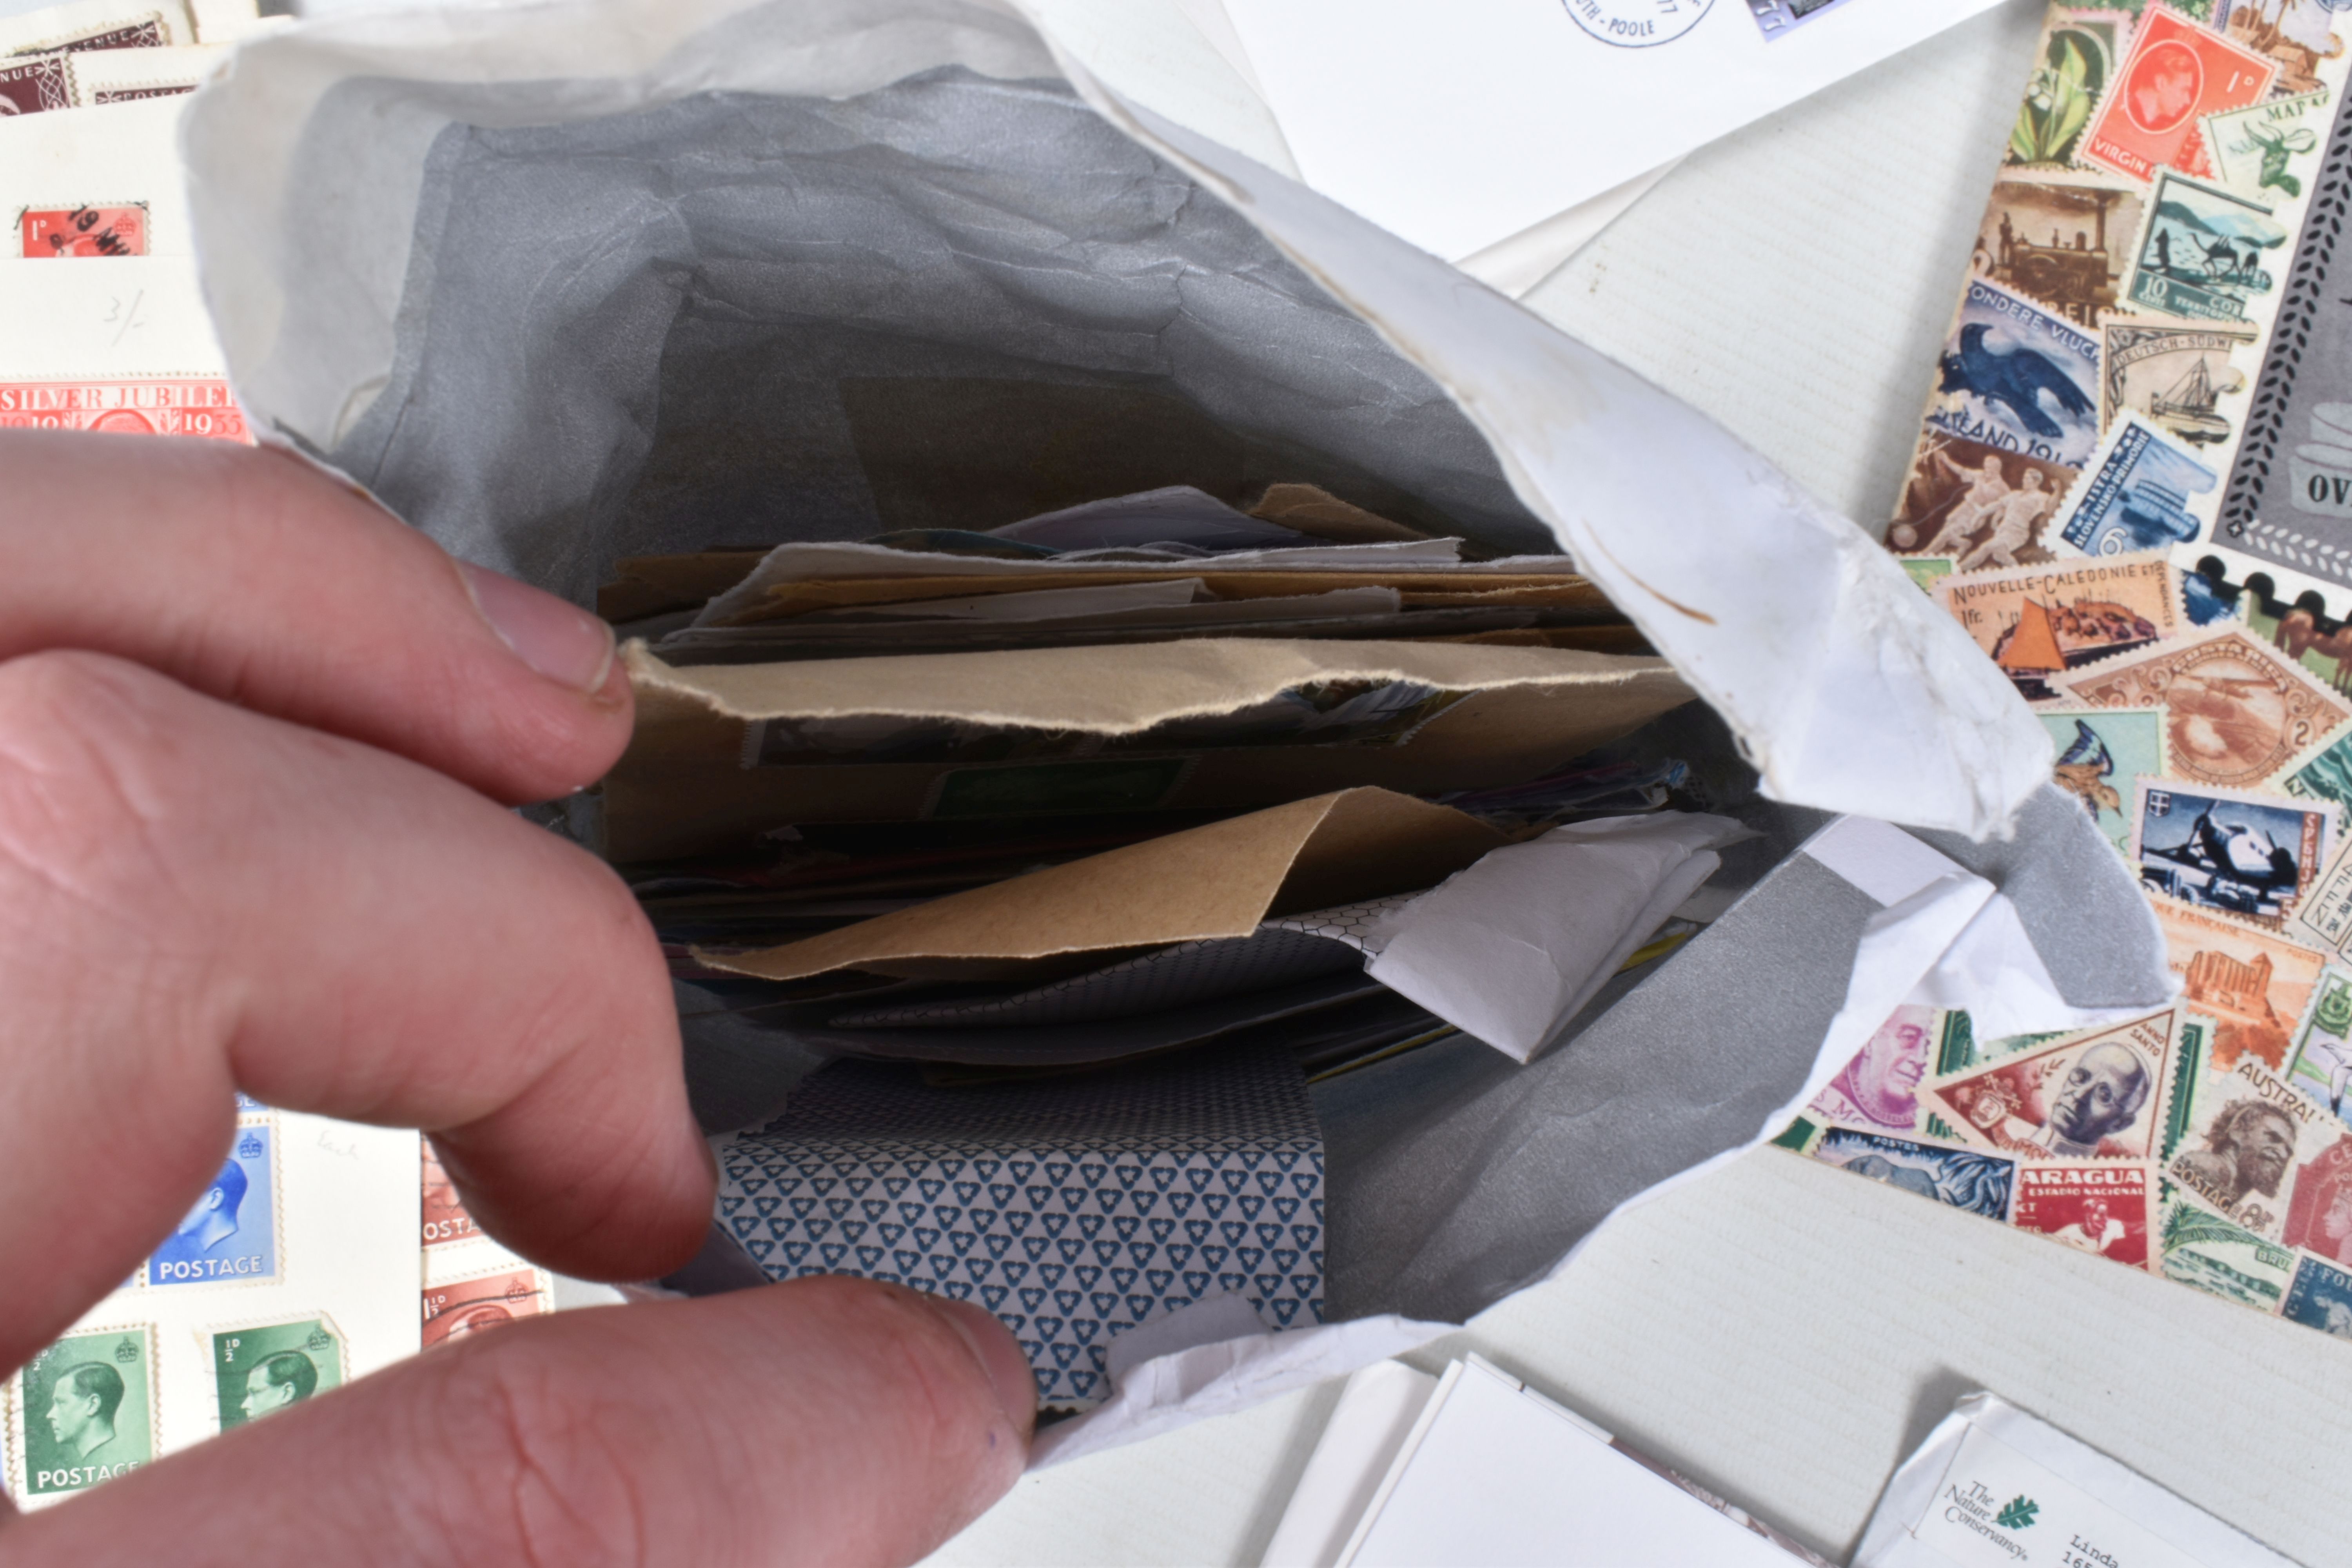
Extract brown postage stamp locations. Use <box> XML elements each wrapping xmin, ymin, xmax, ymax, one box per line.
<box><xmin>2169</xmin><ymin>1056</ymin><xmax>2339</xmax><ymax>1241</ymax></box>
<box><xmin>1926</xmin><ymin>1009</ymin><xmax>2177</xmax><ymax>1160</ymax></box>
<box><xmin>1934</xmin><ymin>553</ymin><xmax>2175</xmax><ymax>702</ymax></box>
<box><xmin>2156</xmin><ymin>899</ymin><xmax>2328</xmax><ymax>1072</ymax></box>
<box><xmin>421</xmin><ymin>1268</ymin><xmax>550</xmax><ymax>1348</ymax></box>
<box><xmin>2059</xmin><ymin>628</ymin><xmax>2352</xmax><ymax>791</ymax></box>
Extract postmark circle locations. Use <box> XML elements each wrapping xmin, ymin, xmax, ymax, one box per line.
<box><xmin>2123</xmin><ymin>40</ymin><xmax>2203</xmax><ymax>135</ymax></box>
<box><xmin>1560</xmin><ymin>0</ymin><xmax>1713</xmax><ymax>49</ymax></box>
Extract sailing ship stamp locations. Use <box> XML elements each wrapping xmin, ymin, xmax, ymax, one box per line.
<box><xmin>2100</xmin><ymin>318</ymin><xmax>2258</xmax><ymax>450</ymax></box>
<box><xmin>2129</xmin><ymin>775</ymin><xmax>2335</xmax><ymax>928</ymax></box>
<box><xmin>2082</xmin><ymin>6</ymin><xmax>2276</xmax><ymax>181</ymax></box>
<box><xmin>2056</xmin><ymin>414</ymin><xmax>2220</xmax><ymax>555</ymax></box>
<box><xmin>1934</xmin><ymin>554</ymin><xmax>2176</xmax><ymax>702</ymax></box>
<box><xmin>2060</xmin><ymin>628</ymin><xmax>2352</xmax><ymax>791</ymax></box>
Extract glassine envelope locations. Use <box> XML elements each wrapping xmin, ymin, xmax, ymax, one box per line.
<box><xmin>1214</xmin><ymin>0</ymin><xmax>2011</xmax><ymax>263</ymax></box>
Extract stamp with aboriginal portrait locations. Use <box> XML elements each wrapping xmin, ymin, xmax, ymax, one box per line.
<box><xmin>1810</xmin><ymin>1128</ymin><xmax>2015</xmax><ymax>1220</ymax></box>
<box><xmin>2166</xmin><ymin>1055</ymin><xmax>2339</xmax><ymax>1239</ymax></box>
<box><xmin>2159</xmin><ymin>1195</ymin><xmax>2296</xmax><ymax>1310</ymax></box>
<box><xmin>1926</xmin><ymin>1009</ymin><xmax>2178</xmax><ymax>1161</ymax></box>
<box><xmin>2155</xmin><ymin>899</ymin><xmax>2327</xmax><ymax>1072</ymax></box>
<box><xmin>2281</xmin><ymin>1252</ymin><xmax>2352</xmax><ymax>1339</ymax></box>
<box><xmin>2082</xmin><ymin>6</ymin><xmax>2275</xmax><ymax>183</ymax></box>
<box><xmin>1927</xmin><ymin>280</ymin><xmax>2104</xmax><ymax>468</ymax></box>
<box><xmin>2040</xmin><ymin>707</ymin><xmax>2168</xmax><ymax>856</ymax></box>
<box><xmin>18</xmin><ymin>204</ymin><xmax>147</xmax><ymax>259</ymax></box>
<box><xmin>1889</xmin><ymin>432</ymin><xmax>2077</xmax><ymax>560</ymax></box>
<box><xmin>2012</xmin><ymin>1163</ymin><xmax>2152</xmax><ymax>1269</ymax></box>
<box><xmin>8</xmin><ymin>1326</ymin><xmax>155</xmax><ymax>1502</ymax></box>
<box><xmin>421</xmin><ymin>1267</ymin><xmax>552</xmax><ymax>1348</ymax></box>
<box><xmin>2054</xmin><ymin>414</ymin><xmax>2220</xmax><ymax>557</ymax></box>
<box><xmin>1936</xmin><ymin>554</ymin><xmax>2177</xmax><ymax>702</ymax></box>
<box><xmin>147</xmin><ymin>1124</ymin><xmax>278</xmax><ymax>1289</ymax></box>
<box><xmin>211</xmin><ymin>1316</ymin><xmax>346</xmax><ymax>1431</ymax></box>
<box><xmin>2130</xmin><ymin>776</ymin><xmax>2336</xmax><ymax>928</ymax></box>
<box><xmin>2058</xmin><ymin>628</ymin><xmax>2352</xmax><ymax>791</ymax></box>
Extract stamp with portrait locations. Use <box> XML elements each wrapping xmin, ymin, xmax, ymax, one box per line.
<box><xmin>1975</xmin><ymin>171</ymin><xmax>2146</xmax><ymax>330</ymax></box>
<box><xmin>421</xmin><ymin>1267</ymin><xmax>551</xmax><ymax>1348</ymax></box>
<box><xmin>147</xmin><ymin>1123</ymin><xmax>279</xmax><ymax>1288</ymax></box>
<box><xmin>2083</xmin><ymin>7</ymin><xmax>2276</xmax><ymax>182</ymax></box>
<box><xmin>1560</xmin><ymin>0</ymin><xmax>1712</xmax><ymax>48</ymax></box>
<box><xmin>1925</xmin><ymin>1009</ymin><xmax>2178</xmax><ymax>1161</ymax></box>
<box><xmin>1927</xmin><ymin>280</ymin><xmax>2105</xmax><ymax>468</ymax></box>
<box><xmin>2280</xmin><ymin>1252</ymin><xmax>2352</xmax><ymax>1339</ymax></box>
<box><xmin>2011</xmin><ymin>1163</ymin><xmax>2153</xmax><ymax>1269</ymax></box>
<box><xmin>2124</xmin><ymin>168</ymin><xmax>2290</xmax><ymax>325</ymax></box>
<box><xmin>211</xmin><ymin>1317</ymin><xmax>346</xmax><ymax>1432</ymax></box>
<box><xmin>1810</xmin><ymin>1128</ymin><xmax>2015</xmax><ymax>1220</ymax></box>
<box><xmin>0</xmin><ymin>52</ymin><xmax>69</xmax><ymax>116</ymax></box>
<box><xmin>2100</xmin><ymin>318</ymin><xmax>2258</xmax><ymax>452</ymax></box>
<box><xmin>2203</xmin><ymin>88</ymin><xmax>2331</xmax><ymax>201</ymax></box>
<box><xmin>2165</xmin><ymin>1055</ymin><xmax>2338</xmax><ymax>1238</ymax></box>
<box><xmin>1936</xmin><ymin>554</ymin><xmax>2178</xmax><ymax>701</ymax></box>
<box><xmin>1889</xmin><ymin>432</ymin><xmax>2078</xmax><ymax>559</ymax></box>
<box><xmin>7</xmin><ymin>1326</ymin><xmax>155</xmax><ymax>1502</ymax></box>
<box><xmin>421</xmin><ymin>1140</ymin><xmax>483</xmax><ymax>1250</ymax></box>
<box><xmin>2054</xmin><ymin>414</ymin><xmax>2220</xmax><ymax>556</ymax></box>
<box><xmin>2130</xmin><ymin>775</ymin><xmax>2336</xmax><ymax>928</ymax></box>
<box><xmin>17</xmin><ymin>204</ymin><xmax>147</xmax><ymax>259</ymax></box>
<box><xmin>1808</xmin><ymin>1004</ymin><xmax>1932</xmax><ymax>1135</ymax></box>
<box><xmin>2158</xmin><ymin>1194</ymin><xmax>2297</xmax><ymax>1310</ymax></box>
<box><xmin>0</xmin><ymin>379</ymin><xmax>250</xmax><ymax>441</ymax></box>
<box><xmin>2058</xmin><ymin>628</ymin><xmax>2352</xmax><ymax>791</ymax></box>
<box><xmin>2154</xmin><ymin>898</ymin><xmax>2327</xmax><ymax>1071</ymax></box>
<box><xmin>2040</xmin><ymin>706</ymin><xmax>2168</xmax><ymax>855</ymax></box>
<box><xmin>2285</xmin><ymin>965</ymin><xmax>2352</xmax><ymax>1123</ymax></box>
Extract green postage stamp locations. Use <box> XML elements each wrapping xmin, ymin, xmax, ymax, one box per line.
<box><xmin>212</xmin><ymin>1317</ymin><xmax>346</xmax><ymax>1430</ymax></box>
<box><xmin>9</xmin><ymin>1326</ymin><xmax>156</xmax><ymax>1499</ymax></box>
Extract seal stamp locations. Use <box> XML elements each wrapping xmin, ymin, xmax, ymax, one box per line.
<box><xmin>1561</xmin><ymin>0</ymin><xmax>1713</xmax><ymax>48</ymax></box>
<box><xmin>8</xmin><ymin>1326</ymin><xmax>156</xmax><ymax>1501</ymax></box>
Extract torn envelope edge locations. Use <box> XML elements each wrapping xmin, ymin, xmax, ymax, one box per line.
<box><xmin>1031</xmin><ymin>808</ymin><xmax>2176</xmax><ymax>1470</ymax></box>
<box><xmin>185</xmin><ymin>0</ymin><xmax>2046</xmax><ymax>839</ymax></box>
<box><xmin>692</xmin><ymin>786</ymin><xmax>1507</xmax><ymax>983</ymax></box>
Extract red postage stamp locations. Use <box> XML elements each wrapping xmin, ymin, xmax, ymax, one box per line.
<box><xmin>2083</xmin><ymin>9</ymin><xmax>2275</xmax><ymax>181</ymax></box>
<box><xmin>2012</xmin><ymin>1163</ymin><xmax>2152</xmax><ymax>1268</ymax></box>
<box><xmin>0</xmin><ymin>379</ymin><xmax>249</xmax><ymax>442</ymax></box>
<box><xmin>421</xmin><ymin>1269</ymin><xmax>550</xmax><ymax>1348</ymax></box>
<box><xmin>19</xmin><ymin>205</ymin><xmax>149</xmax><ymax>259</ymax></box>
<box><xmin>420</xmin><ymin>1141</ymin><xmax>483</xmax><ymax>1250</ymax></box>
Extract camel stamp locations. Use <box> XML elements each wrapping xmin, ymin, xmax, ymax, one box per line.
<box><xmin>1811</xmin><ymin>1129</ymin><xmax>2015</xmax><ymax>1220</ymax></box>
<box><xmin>1927</xmin><ymin>280</ymin><xmax>2103</xmax><ymax>467</ymax></box>
<box><xmin>18</xmin><ymin>203</ymin><xmax>147</xmax><ymax>259</ymax></box>
<box><xmin>2167</xmin><ymin>1056</ymin><xmax>2337</xmax><ymax>1238</ymax></box>
<box><xmin>2058</xmin><ymin>628</ymin><xmax>2352</xmax><ymax>791</ymax></box>
<box><xmin>2011</xmin><ymin>1163</ymin><xmax>2151</xmax><ymax>1268</ymax></box>
<box><xmin>2082</xmin><ymin>7</ymin><xmax>2275</xmax><ymax>182</ymax></box>
<box><xmin>2124</xmin><ymin>169</ymin><xmax>2288</xmax><ymax>324</ymax></box>
<box><xmin>147</xmin><ymin>1124</ymin><xmax>278</xmax><ymax>1288</ymax></box>
<box><xmin>1888</xmin><ymin>432</ymin><xmax>2075</xmax><ymax>560</ymax></box>
<box><xmin>1935</xmin><ymin>554</ymin><xmax>2176</xmax><ymax>700</ymax></box>
<box><xmin>2055</xmin><ymin>414</ymin><xmax>2218</xmax><ymax>556</ymax></box>
<box><xmin>212</xmin><ymin>1317</ymin><xmax>346</xmax><ymax>1430</ymax></box>
<box><xmin>1925</xmin><ymin>1009</ymin><xmax>2177</xmax><ymax>1161</ymax></box>
<box><xmin>2038</xmin><ymin>707</ymin><xmax>2166</xmax><ymax>855</ymax></box>
<box><xmin>421</xmin><ymin>1267</ymin><xmax>550</xmax><ymax>1348</ymax></box>
<box><xmin>9</xmin><ymin>1326</ymin><xmax>155</xmax><ymax>1500</ymax></box>
<box><xmin>2154</xmin><ymin>899</ymin><xmax>2326</xmax><ymax>1071</ymax></box>
<box><xmin>2130</xmin><ymin>777</ymin><xmax>2335</xmax><ymax>928</ymax></box>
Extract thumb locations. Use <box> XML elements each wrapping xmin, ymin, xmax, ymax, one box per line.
<box><xmin>3</xmin><ymin>1280</ymin><xmax>1036</xmax><ymax>1568</ymax></box>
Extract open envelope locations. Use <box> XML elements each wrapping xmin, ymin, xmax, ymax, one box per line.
<box><xmin>175</xmin><ymin>0</ymin><xmax>2171</xmax><ymax>1459</ymax></box>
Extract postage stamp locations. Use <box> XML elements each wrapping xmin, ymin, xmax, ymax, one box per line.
<box><xmin>0</xmin><ymin>52</ymin><xmax>70</xmax><ymax>116</ymax></box>
<box><xmin>2041</xmin><ymin>707</ymin><xmax>2168</xmax><ymax>854</ymax></box>
<box><xmin>1936</xmin><ymin>554</ymin><xmax>2176</xmax><ymax>700</ymax></box>
<box><xmin>2159</xmin><ymin>1196</ymin><xmax>2296</xmax><ymax>1310</ymax></box>
<box><xmin>2124</xmin><ymin>168</ymin><xmax>2290</xmax><ymax>324</ymax></box>
<box><xmin>2286</xmin><ymin>966</ymin><xmax>2352</xmax><ymax>1122</ymax></box>
<box><xmin>0</xmin><ymin>379</ymin><xmax>249</xmax><ymax>441</ymax></box>
<box><xmin>9</xmin><ymin>1326</ymin><xmax>154</xmax><ymax>1500</ymax></box>
<box><xmin>1974</xmin><ymin>172</ymin><xmax>2145</xmax><ymax>329</ymax></box>
<box><xmin>1743</xmin><ymin>0</ymin><xmax>1860</xmax><ymax>39</ymax></box>
<box><xmin>2082</xmin><ymin>7</ymin><xmax>2276</xmax><ymax>182</ymax></box>
<box><xmin>2281</xmin><ymin>1128</ymin><xmax>2352</xmax><ymax>1267</ymax></box>
<box><xmin>1888</xmin><ymin>432</ymin><xmax>2078</xmax><ymax>559</ymax></box>
<box><xmin>18</xmin><ymin>204</ymin><xmax>147</xmax><ymax>259</ymax></box>
<box><xmin>2282</xmin><ymin>724</ymin><xmax>2352</xmax><ymax>812</ymax></box>
<box><xmin>1926</xmin><ymin>1009</ymin><xmax>2176</xmax><ymax>1160</ymax></box>
<box><xmin>4</xmin><ymin>11</ymin><xmax>167</xmax><ymax>52</ymax></box>
<box><xmin>1560</xmin><ymin>0</ymin><xmax>1712</xmax><ymax>48</ymax></box>
<box><xmin>1900</xmin><ymin>557</ymin><xmax>1955</xmax><ymax>593</ymax></box>
<box><xmin>2291</xmin><ymin>837</ymin><xmax>2352</xmax><ymax>958</ymax></box>
<box><xmin>2058</xmin><ymin>628</ymin><xmax>2352</xmax><ymax>791</ymax></box>
<box><xmin>2281</xmin><ymin>1253</ymin><xmax>2352</xmax><ymax>1338</ymax></box>
<box><xmin>1927</xmin><ymin>280</ymin><xmax>2104</xmax><ymax>468</ymax></box>
<box><xmin>421</xmin><ymin>1267</ymin><xmax>551</xmax><ymax>1348</ymax></box>
<box><xmin>2166</xmin><ymin>1056</ymin><xmax>2337</xmax><ymax>1238</ymax></box>
<box><xmin>2203</xmin><ymin>88</ymin><xmax>2330</xmax><ymax>200</ymax></box>
<box><xmin>148</xmin><ymin>1125</ymin><xmax>278</xmax><ymax>1288</ymax></box>
<box><xmin>2012</xmin><ymin>1163</ymin><xmax>2152</xmax><ymax>1268</ymax></box>
<box><xmin>421</xmin><ymin>1140</ymin><xmax>483</xmax><ymax>1249</ymax></box>
<box><xmin>211</xmin><ymin>1317</ymin><xmax>346</xmax><ymax>1431</ymax></box>
<box><xmin>2130</xmin><ymin>775</ymin><xmax>2336</xmax><ymax>927</ymax></box>
<box><xmin>2054</xmin><ymin>414</ymin><xmax>2220</xmax><ymax>555</ymax></box>
<box><xmin>1808</xmin><ymin>1004</ymin><xmax>1932</xmax><ymax>1134</ymax></box>
<box><xmin>1811</xmin><ymin>1128</ymin><xmax>2015</xmax><ymax>1220</ymax></box>
<box><xmin>2161</xmin><ymin>1011</ymin><xmax>2216</xmax><ymax>1166</ymax></box>
<box><xmin>2100</xmin><ymin>318</ymin><xmax>2258</xmax><ymax>451</ymax></box>
<box><xmin>2217</xmin><ymin>0</ymin><xmax>2347</xmax><ymax>98</ymax></box>
<box><xmin>2155</xmin><ymin>898</ymin><xmax>2327</xmax><ymax>1071</ymax></box>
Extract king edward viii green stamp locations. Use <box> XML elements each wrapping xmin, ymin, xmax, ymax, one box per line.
<box><xmin>212</xmin><ymin>1317</ymin><xmax>345</xmax><ymax>1430</ymax></box>
<box><xmin>14</xmin><ymin>1327</ymin><xmax>154</xmax><ymax>1498</ymax></box>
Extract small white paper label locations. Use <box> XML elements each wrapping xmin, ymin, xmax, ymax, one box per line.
<box><xmin>1909</xmin><ymin>1425</ymin><xmax>2208</xmax><ymax>1568</ymax></box>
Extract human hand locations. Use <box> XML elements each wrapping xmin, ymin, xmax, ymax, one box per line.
<box><xmin>0</xmin><ymin>431</ymin><xmax>1034</xmax><ymax>1565</ymax></box>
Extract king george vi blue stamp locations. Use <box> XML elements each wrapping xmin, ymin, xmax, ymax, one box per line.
<box><xmin>1929</xmin><ymin>280</ymin><xmax>2103</xmax><ymax>468</ymax></box>
<box><xmin>148</xmin><ymin>1125</ymin><xmax>277</xmax><ymax>1287</ymax></box>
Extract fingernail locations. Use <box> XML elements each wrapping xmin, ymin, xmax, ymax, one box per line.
<box><xmin>457</xmin><ymin>559</ymin><xmax>615</xmax><ymax>694</ymax></box>
<box><xmin>930</xmin><ymin>1297</ymin><xmax>1038</xmax><ymax>1439</ymax></box>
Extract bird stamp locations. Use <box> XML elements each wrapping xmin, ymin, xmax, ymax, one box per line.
<box><xmin>2129</xmin><ymin>776</ymin><xmax>2335</xmax><ymax>929</ymax></box>
<box><xmin>2058</xmin><ymin>628</ymin><xmax>2352</xmax><ymax>791</ymax></box>
<box><xmin>2083</xmin><ymin>6</ymin><xmax>2276</xmax><ymax>181</ymax></box>
<box><xmin>1935</xmin><ymin>554</ymin><xmax>2178</xmax><ymax>700</ymax></box>
<box><xmin>1927</xmin><ymin>279</ymin><xmax>2103</xmax><ymax>467</ymax></box>
<box><xmin>2040</xmin><ymin>706</ymin><xmax>2167</xmax><ymax>855</ymax></box>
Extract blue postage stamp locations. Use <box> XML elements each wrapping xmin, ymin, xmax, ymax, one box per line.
<box><xmin>1928</xmin><ymin>279</ymin><xmax>2103</xmax><ymax>467</ymax></box>
<box><xmin>1744</xmin><ymin>0</ymin><xmax>1861</xmax><ymax>38</ymax></box>
<box><xmin>2282</xmin><ymin>1253</ymin><xmax>2352</xmax><ymax>1339</ymax></box>
<box><xmin>2131</xmin><ymin>777</ymin><xmax>2332</xmax><ymax>928</ymax></box>
<box><xmin>1812</xmin><ymin>1128</ymin><xmax>2015</xmax><ymax>1219</ymax></box>
<box><xmin>147</xmin><ymin>1125</ymin><xmax>277</xmax><ymax>1287</ymax></box>
<box><xmin>2059</xmin><ymin>415</ymin><xmax>2220</xmax><ymax>555</ymax></box>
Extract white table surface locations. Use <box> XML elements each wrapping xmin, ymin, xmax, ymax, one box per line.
<box><xmin>925</xmin><ymin>4</ymin><xmax>2352</xmax><ymax>1566</ymax></box>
